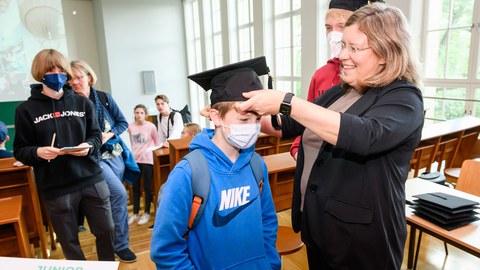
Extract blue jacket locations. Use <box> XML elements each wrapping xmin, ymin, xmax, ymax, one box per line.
<box><xmin>95</xmin><ymin>88</ymin><xmax>140</xmax><ymax>184</ymax></box>
<box><xmin>150</xmin><ymin>128</ymin><xmax>281</xmax><ymax>270</ymax></box>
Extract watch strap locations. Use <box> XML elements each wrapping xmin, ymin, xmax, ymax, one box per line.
<box><xmin>279</xmin><ymin>92</ymin><xmax>294</xmax><ymax>115</ymax></box>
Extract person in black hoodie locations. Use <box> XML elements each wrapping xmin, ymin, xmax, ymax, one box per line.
<box><xmin>13</xmin><ymin>49</ymin><xmax>115</xmax><ymax>261</ymax></box>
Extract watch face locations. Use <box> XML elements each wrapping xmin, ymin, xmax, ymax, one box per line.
<box><xmin>280</xmin><ymin>104</ymin><xmax>291</xmax><ymax>115</ymax></box>
<box><xmin>279</xmin><ymin>92</ymin><xmax>294</xmax><ymax>115</ymax></box>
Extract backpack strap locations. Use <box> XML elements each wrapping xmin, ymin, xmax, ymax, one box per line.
<box><xmin>151</xmin><ymin>115</ymin><xmax>158</xmax><ymax>129</ymax></box>
<box><xmin>167</xmin><ymin>111</ymin><xmax>176</xmax><ymax>137</ymax></box>
<box><xmin>250</xmin><ymin>153</ymin><xmax>264</xmax><ymax>195</ymax></box>
<box><xmin>183</xmin><ymin>149</ymin><xmax>210</xmax><ymax>238</ymax></box>
<box><xmin>183</xmin><ymin>150</ymin><xmax>264</xmax><ymax>238</ymax></box>
<box><xmin>97</xmin><ymin>91</ymin><xmax>110</xmax><ymax>112</ymax></box>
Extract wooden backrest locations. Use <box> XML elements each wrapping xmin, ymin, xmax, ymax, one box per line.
<box><xmin>0</xmin><ymin>157</ymin><xmax>17</xmax><ymax>170</ymax></box>
<box><xmin>434</xmin><ymin>131</ymin><xmax>463</xmax><ymax>171</ymax></box>
<box><xmin>168</xmin><ymin>136</ymin><xmax>193</xmax><ymax>170</ymax></box>
<box><xmin>410</xmin><ymin>138</ymin><xmax>440</xmax><ymax>177</ymax></box>
<box><xmin>456</xmin><ymin>159</ymin><xmax>480</xmax><ymax>196</ymax></box>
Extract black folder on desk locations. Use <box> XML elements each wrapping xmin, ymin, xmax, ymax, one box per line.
<box><xmin>411</xmin><ymin>192</ymin><xmax>480</xmax><ymax>230</ymax></box>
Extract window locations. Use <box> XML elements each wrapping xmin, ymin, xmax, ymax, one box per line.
<box><xmin>236</xmin><ymin>0</ymin><xmax>254</xmax><ymax>61</ymax></box>
<box><xmin>184</xmin><ymin>0</ymin><xmax>207</xmax><ymax>125</ymax></box>
<box><xmin>422</xmin><ymin>0</ymin><xmax>480</xmax><ymax>124</ymax></box>
<box><xmin>204</xmin><ymin>0</ymin><xmax>223</xmax><ymax>67</ymax></box>
<box><xmin>273</xmin><ymin>0</ymin><xmax>302</xmax><ymax>95</ymax></box>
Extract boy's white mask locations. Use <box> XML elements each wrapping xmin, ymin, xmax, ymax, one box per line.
<box><xmin>221</xmin><ymin>122</ymin><xmax>261</xmax><ymax>149</ymax></box>
<box><xmin>327</xmin><ymin>31</ymin><xmax>343</xmax><ymax>58</ymax></box>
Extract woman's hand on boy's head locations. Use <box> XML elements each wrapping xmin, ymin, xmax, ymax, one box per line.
<box><xmin>237</xmin><ymin>90</ymin><xmax>285</xmax><ymax>116</ymax></box>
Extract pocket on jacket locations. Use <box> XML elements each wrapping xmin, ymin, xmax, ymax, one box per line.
<box><xmin>325</xmin><ymin>197</ymin><xmax>374</xmax><ymax>224</ymax></box>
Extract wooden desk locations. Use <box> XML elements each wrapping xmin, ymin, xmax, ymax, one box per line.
<box><xmin>0</xmin><ymin>158</ymin><xmax>48</xmax><ymax>258</ymax></box>
<box><xmin>152</xmin><ymin>147</ymin><xmax>170</xmax><ymax>212</ymax></box>
<box><xmin>168</xmin><ymin>137</ymin><xmax>193</xmax><ymax>171</ymax></box>
<box><xmin>263</xmin><ymin>152</ymin><xmax>297</xmax><ymax>212</ymax></box>
<box><xmin>405</xmin><ymin>178</ymin><xmax>480</xmax><ymax>269</ymax></box>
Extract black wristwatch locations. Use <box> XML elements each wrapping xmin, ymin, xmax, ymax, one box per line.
<box><xmin>279</xmin><ymin>92</ymin><xmax>294</xmax><ymax>116</ymax></box>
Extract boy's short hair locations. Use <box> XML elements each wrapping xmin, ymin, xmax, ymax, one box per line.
<box><xmin>155</xmin><ymin>95</ymin><xmax>169</xmax><ymax>103</ymax></box>
<box><xmin>211</xmin><ymin>101</ymin><xmax>236</xmax><ymax>118</ymax></box>
<box><xmin>0</xmin><ymin>121</ymin><xmax>8</xmax><ymax>142</ymax></box>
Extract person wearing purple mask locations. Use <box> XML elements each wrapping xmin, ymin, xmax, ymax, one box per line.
<box><xmin>14</xmin><ymin>49</ymin><xmax>115</xmax><ymax>261</ymax></box>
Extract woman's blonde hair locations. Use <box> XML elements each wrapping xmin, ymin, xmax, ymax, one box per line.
<box><xmin>70</xmin><ymin>60</ymin><xmax>98</xmax><ymax>86</ymax></box>
<box><xmin>31</xmin><ymin>49</ymin><xmax>73</xmax><ymax>82</ymax></box>
<box><xmin>345</xmin><ymin>3</ymin><xmax>421</xmax><ymax>88</ymax></box>
<box><xmin>183</xmin><ymin>123</ymin><xmax>201</xmax><ymax>137</ymax></box>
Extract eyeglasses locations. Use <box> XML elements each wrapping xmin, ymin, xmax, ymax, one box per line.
<box><xmin>339</xmin><ymin>41</ymin><xmax>371</xmax><ymax>54</ymax></box>
<box><xmin>71</xmin><ymin>74</ymin><xmax>87</xmax><ymax>82</ymax></box>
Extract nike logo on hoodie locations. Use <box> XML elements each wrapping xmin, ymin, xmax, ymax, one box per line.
<box><xmin>212</xmin><ymin>185</ymin><xmax>258</xmax><ymax>227</ymax></box>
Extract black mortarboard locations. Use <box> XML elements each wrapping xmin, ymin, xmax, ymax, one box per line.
<box><xmin>187</xmin><ymin>56</ymin><xmax>270</xmax><ymax>105</ymax></box>
<box><xmin>329</xmin><ymin>0</ymin><xmax>384</xmax><ymax>11</ymax></box>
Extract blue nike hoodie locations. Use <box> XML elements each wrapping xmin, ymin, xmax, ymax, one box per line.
<box><xmin>150</xmin><ymin>128</ymin><xmax>281</xmax><ymax>270</ymax></box>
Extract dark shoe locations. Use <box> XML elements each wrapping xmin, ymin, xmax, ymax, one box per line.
<box><xmin>115</xmin><ymin>248</ymin><xmax>137</xmax><ymax>263</ymax></box>
<box><xmin>78</xmin><ymin>225</ymin><xmax>87</xmax><ymax>232</ymax></box>
<box><xmin>148</xmin><ymin>224</ymin><xmax>154</xmax><ymax>231</ymax></box>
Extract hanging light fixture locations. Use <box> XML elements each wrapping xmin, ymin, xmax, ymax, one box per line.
<box><xmin>18</xmin><ymin>0</ymin><xmax>65</xmax><ymax>41</ymax></box>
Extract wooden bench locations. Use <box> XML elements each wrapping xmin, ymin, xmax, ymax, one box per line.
<box><xmin>0</xmin><ymin>195</ymin><xmax>33</xmax><ymax>258</ymax></box>
<box><xmin>410</xmin><ymin>116</ymin><xmax>480</xmax><ymax>177</ymax></box>
<box><xmin>0</xmin><ymin>158</ymin><xmax>48</xmax><ymax>258</ymax></box>
<box><xmin>255</xmin><ymin>133</ymin><xmax>294</xmax><ymax>156</ymax></box>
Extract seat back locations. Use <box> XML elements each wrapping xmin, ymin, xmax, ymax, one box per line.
<box><xmin>455</xmin><ymin>159</ymin><xmax>480</xmax><ymax>196</ymax></box>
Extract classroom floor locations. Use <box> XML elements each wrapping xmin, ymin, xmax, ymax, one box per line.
<box><xmin>41</xmin><ymin>205</ymin><xmax>480</xmax><ymax>270</ymax></box>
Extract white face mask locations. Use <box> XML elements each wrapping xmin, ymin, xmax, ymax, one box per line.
<box><xmin>327</xmin><ymin>31</ymin><xmax>343</xmax><ymax>58</ymax></box>
<box><xmin>221</xmin><ymin>122</ymin><xmax>261</xmax><ymax>149</ymax></box>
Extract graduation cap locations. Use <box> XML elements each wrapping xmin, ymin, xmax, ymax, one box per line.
<box><xmin>329</xmin><ymin>0</ymin><xmax>385</xmax><ymax>11</ymax></box>
<box><xmin>187</xmin><ymin>56</ymin><xmax>271</xmax><ymax>105</ymax></box>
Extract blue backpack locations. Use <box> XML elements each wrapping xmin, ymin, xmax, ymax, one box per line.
<box><xmin>182</xmin><ymin>149</ymin><xmax>265</xmax><ymax>237</ymax></box>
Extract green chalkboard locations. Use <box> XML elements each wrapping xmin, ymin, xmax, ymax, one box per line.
<box><xmin>0</xmin><ymin>101</ymin><xmax>22</xmax><ymax>152</ymax></box>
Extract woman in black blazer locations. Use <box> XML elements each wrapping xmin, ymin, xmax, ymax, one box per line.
<box><xmin>237</xmin><ymin>3</ymin><xmax>423</xmax><ymax>269</ymax></box>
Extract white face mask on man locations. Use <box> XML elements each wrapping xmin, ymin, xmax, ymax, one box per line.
<box><xmin>221</xmin><ymin>122</ymin><xmax>261</xmax><ymax>149</ymax></box>
<box><xmin>327</xmin><ymin>31</ymin><xmax>343</xmax><ymax>58</ymax></box>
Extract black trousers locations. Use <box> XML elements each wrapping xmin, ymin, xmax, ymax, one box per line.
<box><xmin>45</xmin><ymin>181</ymin><xmax>115</xmax><ymax>261</ymax></box>
<box><xmin>133</xmin><ymin>163</ymin><xmax>153</xmax><ymax>214</ymax></box>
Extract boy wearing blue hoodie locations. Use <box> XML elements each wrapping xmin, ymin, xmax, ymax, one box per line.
<box><xmin>150</xmin><ymin>57</ymin><xmax>281</xmax><ymax>270</ymax></box>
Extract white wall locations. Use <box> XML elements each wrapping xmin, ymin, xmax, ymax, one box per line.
<box><xmin>94</xmin><ymin>0</ymin><xmax>189</xmax><ymax>122</ymax></box>
<box><xmin>63</xmin><ymin>0</ymin><xmax>103</xmax><ymax>90</ymax></box>
<box><xmin>61</xmin><ymin>0</ymin><xmax>189</xmax><ymax>145</ymax></box>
